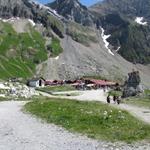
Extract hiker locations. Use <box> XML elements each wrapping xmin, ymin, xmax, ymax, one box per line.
<box><xmin>107</xmin><ymin>95</ymin><xmax>111</xmax><ymax>104</ymax></box>
<box><xmin>103</xmin><ymin>86</ymin><xmax>106</xmax><ymax>93</ymax></box>
<box><xmin>113</xmin><ymin>95</ymin><xmax>116</xmax><ymax>103</ymax></box>
<box><xmin>116</xmin><ymin>96</ymin><xmax>121</xmax><ymax>105</ymax></box>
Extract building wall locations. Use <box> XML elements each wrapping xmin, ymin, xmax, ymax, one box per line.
<box><xmin>29</xmin><ymin>81</ymin><xmax>39</xmax><ymax>87</ymax></box>
<box><xmin>28</xmin><ymin>79</ymin><xmax>45</xmax><ymax>87</ymax></box>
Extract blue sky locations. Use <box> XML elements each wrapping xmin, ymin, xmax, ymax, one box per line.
<box><xmin>37</xmin><ymin>0</ymin><xmax>101</xmax><ymax>6</ymax></box>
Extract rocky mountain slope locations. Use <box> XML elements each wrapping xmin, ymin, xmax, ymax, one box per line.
<box><xmin>37</xmin><ymin>31</ymin><xmax>150</xmax><ymax>87</ymax></box>
<box><xmin>0</xmin><ymin>0</ymin><xmax>65</xmax><ymax>37</ymax></box>
<box><xmin>0</xmin><ymin>0</ymin><xmax>65</xmax><ymax>79</ymax></box>
<box><xmin>89</xmin><ymin>0</ymin><xmax>150</xmax><ymax>64</ymax></box>
<box><xmin>90</xmin><ymin>0</ymin><xmax>150</xmax><ymax>21</ymax></box>
<box><xmin>47</xmin><ymin>0</ymin><xmax>94</xmax><ymax>26</ymax></box>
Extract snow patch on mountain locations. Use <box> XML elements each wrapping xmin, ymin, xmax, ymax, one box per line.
<box><xmin>28</xmin><ymin>19</ymin><xmax>36</xmax><ymax>26</ymax></box>
<box><xmin>55</xmin><ymin>56</ymin><xmax>59</xmax><ymax>60</ymax></box>
<box><xmin>29</xmin><ymin>0</ymin><xmax>62</xmax><ymax>20</ymax></box>
<box><xmin>74</xmin><ymin>1</ymin><xmax>80</xmax><ymax>8</ymax></box>
<box><xmin>101</xmin><ymin>27</ymin><xmax>114</xmax><ymax>56</ymax></box>
<box><xmin>0</xmin><ymin>83</ymin><xmax>10</xmax><ymax>90</ymax></box>
<box><xmin>0</xmin><ymin>17</ymin><xmax>20</xmax><ymax>22</ymax></box>
<box><xmin>135</xmin><ymin>17</ymin><xmax>147</xmax><ymax>25</ymax></box>
<box><xmin>116</xmin><ymin>46</ymin><xmax>121</xmax><ymax>52</ymax></box>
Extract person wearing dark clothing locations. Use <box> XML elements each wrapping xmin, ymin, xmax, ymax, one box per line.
<box><xmin>107</xmin><ymin>95</ymin><xmax>111</xmax><ymax>104</ymax></box>
<box><xmin>116</xmin><ymin>96</ymin><xmax>121</xmax><ymax>105</ymax></box>
<box><xmin>113</xmin><ymin>95</ymin><xmax>116</xmax><ymax>103</ymax></box>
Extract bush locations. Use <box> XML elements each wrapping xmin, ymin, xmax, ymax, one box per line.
<box><xmin>48</xmin><ymin>37</ymin><xmax>63</xmax><ymax>57</ymax></box>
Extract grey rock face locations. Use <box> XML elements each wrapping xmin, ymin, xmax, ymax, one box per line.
<box><xmin>0</xmin><ymin>0</ymin><xmax>64</xmax><ymax>38</ymax></box>
<box><xmin>122</xmin><ymin>71</ymin><xmax>143</xmax><ymax>97</ymax></box>
<box><xmin>123</xmin><ymin>87</ymin><xmax>137</xmax><ymax>97</ymax></box>
<box><xmin>90</xmin><ymin>0</ymin><xmax>150</xmax><ymax>21</ymax></box>
<box><xmin>90</xmin><ymin>0</ymin><xmax>150</xmax><ymax>64</ymax></box>
<box><xmin>127</xmin><ymin>71</ymin><xmax>141</xmax><ymax>88</ymax></box>
<box><xmin>0</xmin><ymin>0</ymin><xmax>32</xmax><ymax>18</ymax></box>
<box><xmin>47</xmin><ymin>0</ymin><xmax>94</xmax><ymax>26</ymax></box>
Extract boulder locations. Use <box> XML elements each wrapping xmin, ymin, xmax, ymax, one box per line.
<box><xmin>122</xmin><ymin>87</ymin><xmax>137</xmax><ymax>97</ymax></box>
<box><xmin>122</xmin><ymin>70</ymin><xmax>143</xmax><ymax>97</ymax></box>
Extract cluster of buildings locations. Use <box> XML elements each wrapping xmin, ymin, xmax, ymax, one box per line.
<box><xmin>27</xmin><ymin>77</ymin><xmax>117</xmax><ymax>90</ymax></box>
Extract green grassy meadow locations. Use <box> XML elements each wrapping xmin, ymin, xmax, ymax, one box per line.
<box><xmin>0</xmin><ymin>21</ymin><xmax>47</xmax><ymax>79</ymax></box>
<box><xmin>25</xmin><ymin>97</ymin><xmax>150</xmax><ymax>143</ymax></box>
<box><xmin>37</xmin><ymin>85</ymin><xmax>76</xmax><ymax>93</ymax></box>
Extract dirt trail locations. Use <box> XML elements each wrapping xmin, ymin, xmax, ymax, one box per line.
<box><xmin>115</xmin><ymin>104</ymin><xmax>150</xmax><ymax>124</ymax></box>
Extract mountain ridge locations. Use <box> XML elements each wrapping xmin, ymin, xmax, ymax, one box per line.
<box><xmin>47</xmin><ymin>0</ymin><xmax>94</xmax><ymax>26</ymax></box>
<box><xmin>90</xmin><ymin>0</ymin><xmax>150</xmax><ymax>21</ymax></box>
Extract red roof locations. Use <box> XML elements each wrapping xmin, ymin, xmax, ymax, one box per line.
<box><xmin>45</xmin><ymin>80</ymin><xmax>56</xmax><ymax>85</ymax></box>
<box><xmin>106</xmin><ymin>82</ymin><xmax>116</xmax><ymax>85</ymax></box>
<box><xmin>90</xmin><ymin>79</ymin><xmax>116</xmax><ymax>86</ymax></box>
<box><xmin>71</xmin><ymin>83</ymin><xmax>80</xmax><ymax>86</ymax></box>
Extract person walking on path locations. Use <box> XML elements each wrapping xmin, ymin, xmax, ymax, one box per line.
<box><xmin>107</xmin><ymin>95</ymin><xmax>111</xmax><ymax>104</ymax></box>
<box><xmin>113</xmin><ymin>95</ymin><xmax>116</xmax><ymax>104</ymax></box>
<box><xmin>116</xmin><ymin>96</ymin><xmax>121</xmax><ymax>105</ymax></box>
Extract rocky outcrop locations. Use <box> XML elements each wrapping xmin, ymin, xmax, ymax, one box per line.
<box><xmin>0</xmin><ymin>81</ymin><xmax>39</xmax><ymax>99</ymax></box>
<box><xmin>0</xmin><ymin>0</ymin><xmax>32</xmax><ymax>19</ymax></box>
<box><xmin>47</xmin><ymin>0</ymin><xmax>94</xmax><ymax>26</ymax></box>
<box><xmin>126</xmin><ymin>71</ymin><xmax>141</xmax><ymax>88</ymax></box>
<box><xmin>122</xmin><ymin>71</ymin><xmax>143</xmax><ymax>97</ymax></box>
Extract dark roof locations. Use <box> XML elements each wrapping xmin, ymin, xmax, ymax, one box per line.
<box><xmin>28</xmin><ymin>77</ymin><xmax>45</xmax><ymax>82</ymax></box>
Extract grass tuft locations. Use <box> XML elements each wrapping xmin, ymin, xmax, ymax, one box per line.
<box><xmin>48</xmin><ymin>37</ymin><xmax>63</xmax><ymax>57</ymax></box>
<box><xmin>108</xmin><ymin>90</ymin><xmax>122</xmax><ymax>97</ymax></box>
